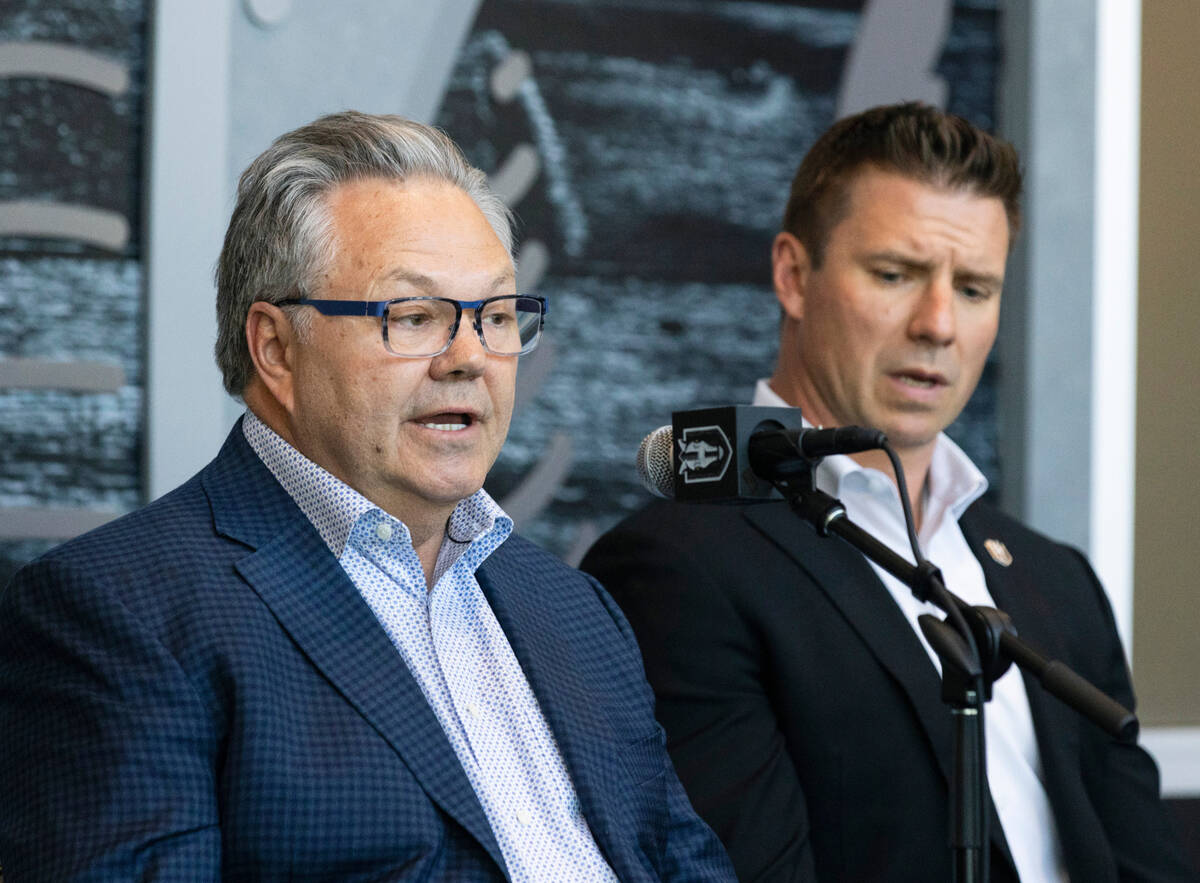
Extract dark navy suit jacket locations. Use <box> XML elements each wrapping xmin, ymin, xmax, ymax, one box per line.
<box><xmin>0</xmin><ymin>424</ymin><xmax>734</xmax><ymax>882</ymax></box>
<box><xmin>582</xmin><ymin>498</ymin><xmax>1197</xmax><ymax>882</ymax></box>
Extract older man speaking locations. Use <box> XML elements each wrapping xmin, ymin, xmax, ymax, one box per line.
<box><xmin>0</xmin><ymin>111</ymin><xmax>734</xmax><ymax>883</ymax></box>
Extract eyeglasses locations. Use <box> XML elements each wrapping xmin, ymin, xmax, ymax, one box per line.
<box><xmin>277</xmin><ymin>295</ymin><xmax>548</xmax><ymax>358</ymax></box>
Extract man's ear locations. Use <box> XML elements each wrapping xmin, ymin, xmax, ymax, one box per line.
<box><xmin>245</xmin><ymin>302</ymin><xmax>298</xmax><ymax>414</ymax></box>
<box><xmin>772</xmin><ymin>231</ymin><xmax>811</xmax><ymax>322</ymax></box>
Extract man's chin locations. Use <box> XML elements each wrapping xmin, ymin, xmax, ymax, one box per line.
<box><xmin>872</xmin><ymin>416</ymin><xmax>945</xmax><ymax>453</ymax></box>
<box><xmin>414</xmin><ymin>474</ymin><xmax>488</xmax><ymax>509</ymax></box>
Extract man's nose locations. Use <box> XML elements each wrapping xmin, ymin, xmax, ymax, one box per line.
<box><xmin>430</xmin><ymin>314</ymin><xmax>489</xmax><ymax>378</ymax></box>
<box><xmin>908</xmin><ymin>277</ymin><xmax>956</xmax><ymax>346</ymax></box>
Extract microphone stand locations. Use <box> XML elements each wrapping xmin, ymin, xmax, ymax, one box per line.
<box><xmin>763</xmin><ymin>461</ymin><xmax>1138</xmax><ymax>883</ymax></box>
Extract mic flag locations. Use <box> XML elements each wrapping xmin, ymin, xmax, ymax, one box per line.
<box><xmin>640</xmin><ymin>405</ymin><xmax>804</xmax><ymax>501</ymax></box>
<box><xmin>637</xmin><ymin>405</ymin><xmax>887</xmax><ymax>501</ymax></box>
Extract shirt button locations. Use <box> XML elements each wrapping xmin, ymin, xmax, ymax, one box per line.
<box><xmin>517</xmin><ymin>809</ymin><xmax>532</xmax><ymax>826</ymax></box>
<box><xmin>375</xmin><ymin>522</ymin><xmax>393</xmax><ymax>541</ymax></box>
<box><xmin>466</xmin><ymin>702</ymin><xmax>481</xmax><ymax>719</ymax></box>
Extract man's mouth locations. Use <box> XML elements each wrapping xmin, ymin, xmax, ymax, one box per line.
<box><xmin>418</xmin><ymin>412</ymin><xmax>474</xmax><ymax>432</ymax></box>
<box><xmin>893</xmin><ymin>370</ymin><xmax>947</xmax><ymax>390</ymax></box>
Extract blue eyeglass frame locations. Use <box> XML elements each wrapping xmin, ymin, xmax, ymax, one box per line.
<box><xmin>276</xmin><ymin>294</ymin><xmax>549</xmax><ymax>358</ymax></box>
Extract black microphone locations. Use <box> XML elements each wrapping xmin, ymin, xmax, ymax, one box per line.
<box><xmin>636</xmin><ymin>405</ymin><xmax>886</xmax><ymax>501</ymax></box>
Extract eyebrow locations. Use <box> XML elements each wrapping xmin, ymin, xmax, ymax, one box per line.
<box><xmin>864</xmin><ymin>250</ymin><xmax>1004</xmax><ymax>291</ymax></box>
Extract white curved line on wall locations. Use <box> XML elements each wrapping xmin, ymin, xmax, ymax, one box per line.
<box><xmin>488</xmin><ymin>143</ymin><xmax>541</xmax><ymax>208</ymax></box>
<box><xmin>0</xmin><ymin>358</ymin><xmax>125</xmax><ymax>392</ymax></box>
<box><xmin>490</xmin><ymin>48</ymin><xmax>532</xmax><ymax>103</ymax></box>
<box><xmin>563</xmin><ymin>520</ymin><xmax>601</xmax><ymax>569</ymax></box>
<box><xmin>515</xmin><ymin>238</ymin><xmax>549</xmax><ymax>294</ymax></box>
<box><xmin>836</xmin><ymin>0</ymin><xmax>952</xmax><ymax>118</ymax></box>
<box><xmin>1142</xmin><ymin>727</ymin><xmax>1200</xmax><ymax>796</ymax></box>
<box><xmin>479</xmin><ymin>31</ymin><xmax>588</xmax><ymax>257</ymax></box>
<box><xmin>242</xmin><ymin>0</ymin><xmax>294</xmax><ymax>30</ymax></box>
<box><xmin>514</xmin><ymin>338</ymin><xmax>554</xmax><ymax>413</ymax></box>
<box><xmin>0</xmin><ymin>506</ymin><xmax>120</xmax><ymax>541</ymax></box>
<box><xmin>483</xmin><ymin>37</ymin><xmax>574</xmax><ymax>538</ymax></box>
<box><xmin>0</xmin><ymin>40</ymin><xmax>129</xmax><ymax>96</ymax></box>
<box><xmin>499</xmin><ymin>431</ymin><xmax>573</xmax><ymax>528</ymax></box>
<box><xmin>0</xmin><ymin>200</ymin><xmax>130</xmax><ymax>252</ymax></box>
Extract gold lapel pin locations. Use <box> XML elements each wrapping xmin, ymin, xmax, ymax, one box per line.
<box><xmin>984</xmin><ymin>538</ymin><xmax>1013</xmax><ymax>567</ymax></box>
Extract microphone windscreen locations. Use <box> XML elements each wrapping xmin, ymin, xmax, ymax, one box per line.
<box><xmin>636</xmin><ymin>425</ymin><xmax>675</xmax><ymax>498</ymax></box>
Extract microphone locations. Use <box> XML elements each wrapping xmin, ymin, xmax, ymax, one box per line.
<box><xmin>637</xmin><ymin>405</ymin><xmax>886</xmax><ymax>501</ymax></box>
<box><xmin>636</xmin><ymin>424</ymin><xmax>678</xmax><ymax>499</ymax></box>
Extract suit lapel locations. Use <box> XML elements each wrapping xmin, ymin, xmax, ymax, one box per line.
<box><xmin>475</xmin><ymin>545</ymin><xmax>629</xmax><ymax>868</ymax></box>
<box><xmin>202</xmin><ymin>426</ymin><xmax>506</xmax><ymax>872</ymax></box>
<box><xmin>743</xmin><ymin>501</ymin><xmax>1022</xmax><ymax>868</ymax></box>
<box><xmin>959</xmin><ymin>508</ymin><xmax>1083</xmax><ymax>758</ymax></box>
<box><xmin>742</xmin><ymin>502</ymin><xmax>956</xmax><ymax>781</ymax></box>
<box><xmin>959</xmin><ymin>509</ymin><xmax>1086</xmax><ymax>857</ymax></box>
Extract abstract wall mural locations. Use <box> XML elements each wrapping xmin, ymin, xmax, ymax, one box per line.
<box><xmin>0</xmin><ymin>0</ymin><xmax>1001</xmax><ymax>580</ymax></box>
<box><xmin>0</xmin><ymin>1</ymin><xmax>147</xmax><ymax>582</ymax></box>
<box><xmin>437</xmin><ymin>0</ymin><xmax>1002</xmax><ymax>562</ymax></box>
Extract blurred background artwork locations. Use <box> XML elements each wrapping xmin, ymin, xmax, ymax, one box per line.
<box><xmin>435</xmin><ymin>1</ymin><xmax>999</xmax><ymax>563</ymax></box>
<box><xmin>0</xmin><ymin>0</ymin><xmax>999</xmax><ymax>576</ymax></box>
<box><xmin>1</xmin><ymin>0</ymin><xmax>147</xmax><ymax>578</ymax></box>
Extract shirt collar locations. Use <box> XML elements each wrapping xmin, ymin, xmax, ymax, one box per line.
<box><xmin>750</xmin><ymin>378</ymin><xmax>987</xmax><ymax>520</ymax></box>
<box><xmin>242</xmin><ymin>410</ymin><xmax>510</xmax><ymax>558</ymax></box>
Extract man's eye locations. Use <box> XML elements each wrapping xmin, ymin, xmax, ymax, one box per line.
<box><xmin>960</xmin><ymin>286</ymin><xmax>991</xmax><ymax>301</ymax></box>
<box><xmin>391</xmin><ymin>311</ymin><xmax>433</xmax><ymax>327</ymax></box>
<box><xmin>873</xmin><ymin>269</ymin><xmax>905</xmax><ymax>284</ymax></box>
<box><xmin>481</xmin><ymin>306</ymin><xmax>517</xmax><ymax>327</ymax></box>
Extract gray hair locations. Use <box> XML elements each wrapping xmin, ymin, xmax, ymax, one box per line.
<box><xmin>214</xmin><ymin>110</ymin><xmax>515</xmax><ymax>396</ymax></box>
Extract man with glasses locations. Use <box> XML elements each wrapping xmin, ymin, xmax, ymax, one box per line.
<box><xmin>583</xmin><ymin>104</ymin><xmax>1196</xmax><ymax>881</ymax></box>
<box><xmin>0</xmin><ymin>111</ymin><xmax>734</xmax><ymax>882</ymax></box>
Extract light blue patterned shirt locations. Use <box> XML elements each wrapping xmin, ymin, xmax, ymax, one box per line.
<box><xmin>243</xmin><ymin>411</ymin><xmax>618</xmax><ymax>882</ymax></box>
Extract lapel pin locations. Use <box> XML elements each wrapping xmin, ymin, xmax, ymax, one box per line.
<box><xmin>984</xmin><ymin>538</ymin><xmax>1013</xmax><ymax>567</ymax></box>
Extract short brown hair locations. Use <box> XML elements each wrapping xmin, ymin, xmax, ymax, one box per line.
<box><xmin>782</xmin><ymin>102</ymin><xmax>1022</xmax><ymax>267</ymax></box>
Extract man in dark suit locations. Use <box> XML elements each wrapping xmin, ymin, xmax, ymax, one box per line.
<box><xmin>0</xmin><ymin>111</ymin><xmax>735</xmax><ymax>882</ymax></box>
<box><xmin>582</xmin><ymin>104</ymin><xmax>1197</xmax><ymax>882</ymax></box>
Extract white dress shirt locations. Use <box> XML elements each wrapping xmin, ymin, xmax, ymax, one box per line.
<box><xmin>754</xmin><ymin>380</ymin><xmax>1069</xmax><ymax>882</ymax></box>
<box><xmin>243</xmin><ymin>411</ymin><xmax>618</xmax><ymax>883</ymax></box>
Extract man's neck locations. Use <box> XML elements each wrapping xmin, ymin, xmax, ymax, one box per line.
<box><xmin>245</xmin><ymin>387</ymin><xmax>456</xmax><ymax>588</ymax></box>
<box><xmin>845</xmin><ymin>447</ymin><xmax>934</xmax><ymax>533</ymax></box>
<box><xmin>409</xmin><ymin>516</ymin><xmax>453</xmax><ymax>588</ymax></box>
<box><xmin>764</xmin><ymin>375</ymin><xmax>935</xmax><ymax>531</ymax></box>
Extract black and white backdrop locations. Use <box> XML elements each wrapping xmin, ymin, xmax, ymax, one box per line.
<box><xmin>0</xmin><ymin>0</ymin><xmax>1002</xmax><ymax>579</ymax></box>
<box><xmin>438</xmin><ymin>0</ymin><xmax>1002</xmax><ymax>561</ymax></box>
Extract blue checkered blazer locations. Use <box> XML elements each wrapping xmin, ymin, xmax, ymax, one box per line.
<box><xmin>0</xmin><ymin>423</ymin><xmax>735</xmax><ymax>882</ymax></box>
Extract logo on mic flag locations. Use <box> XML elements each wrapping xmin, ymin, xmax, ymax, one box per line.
<box><xmin>677</xmin><ymin>425</ymin><xmax>732</xmax><ymax>485</ymax></box>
